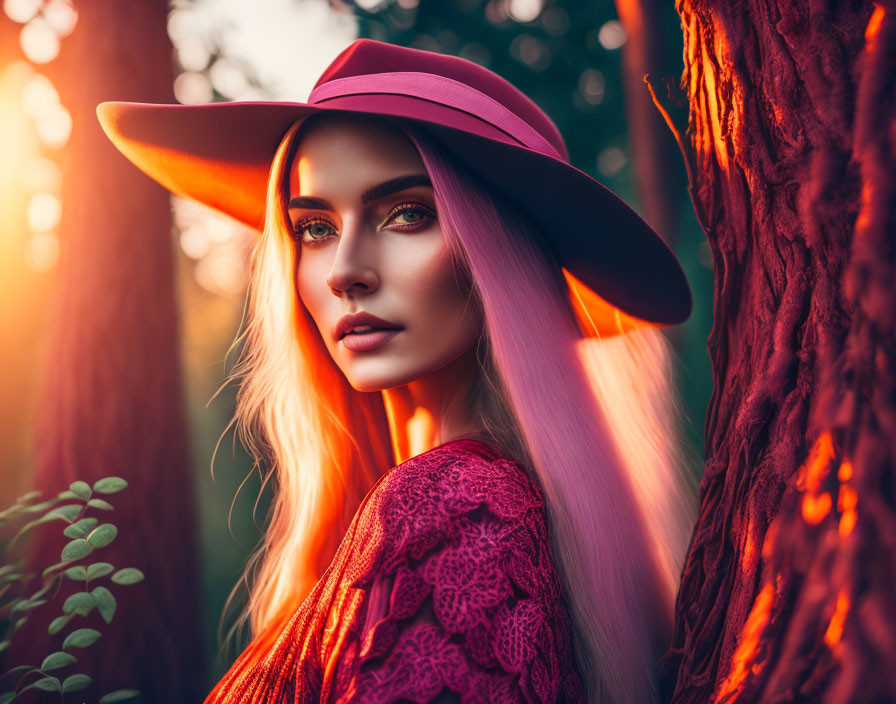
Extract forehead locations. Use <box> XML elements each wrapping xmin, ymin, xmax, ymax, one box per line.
<box><xmin>288</xmin><ymin>115</ymin><xmax>425</xmax><ymax>197</ymax></box>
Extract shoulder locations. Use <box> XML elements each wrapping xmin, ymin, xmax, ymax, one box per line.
<box><xmin>366</xmin><ymin>439</ymin><xmax>545</xmax><ymax>571</ymax></box>
<box><xmin>382</xmin><ymin>438</ymin><xmax>544</xmax><ymax>523</ymax></box>
<box><xmin>340</xmin><ymin>440</ymin><xmax>583</xmax><ymax>703</ymax></box>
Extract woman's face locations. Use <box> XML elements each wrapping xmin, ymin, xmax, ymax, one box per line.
<box><xmin>287</xmin><ymin>116</ymin><xmax>482</xmax><ymax>392</ymax></box>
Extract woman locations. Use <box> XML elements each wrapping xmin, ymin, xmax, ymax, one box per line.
<box><xmin>98</xmin><ymin>39</ymin><xmax>697</xmax><ymax>704</ymax></box>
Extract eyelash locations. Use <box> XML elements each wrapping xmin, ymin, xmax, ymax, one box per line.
<box><xmin>291</xmin><ymin>202</ymin><xmax>436</xmax><ymax>247</ymax></box>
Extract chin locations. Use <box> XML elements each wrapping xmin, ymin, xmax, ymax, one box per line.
<box><xmin>340</xmin><ymin>359</ymin><xmax>422</xmax><ymax>393</ymax></box>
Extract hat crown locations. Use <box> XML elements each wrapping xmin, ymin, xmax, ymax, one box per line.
<box><xmin>312</xmin><ymin>39</ymin><xmax>569</xmax><ymax>163</ymax></box>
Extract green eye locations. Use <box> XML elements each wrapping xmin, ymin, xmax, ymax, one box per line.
<box><xmin>306</xmin><ymin>222</ymin><xmax>332</xmax><ymax>238</ymax></box>
<box><xmin>388</xmin><ymin>204</ymin><xmax>435</xmax><ymax>230</ymax></box>
<box><xmin>294</xmin><ymin>218</ymin><xmax>335</xmax><ymax>245</ymax></box>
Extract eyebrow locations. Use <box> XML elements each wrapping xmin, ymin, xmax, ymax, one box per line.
<box><xmin>287</xmin><ymin>173</ymin><xmax>432</xmax><ymax>211</ymax></box>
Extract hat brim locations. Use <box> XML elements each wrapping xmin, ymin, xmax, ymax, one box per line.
<box><xmin>97</xmin><ymin>99</ymin><xmax>692</xmax><ymax>325</ymax></box>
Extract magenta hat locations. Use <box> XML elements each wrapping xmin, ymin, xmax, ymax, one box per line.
<box><xmin>97</xmin><ymin>38</ymin><xmax>692</xmax><ymax>328</ymax></box>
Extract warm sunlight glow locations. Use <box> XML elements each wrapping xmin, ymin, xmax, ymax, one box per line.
<box><xmin>823</xmin><ymin>587</ymin><xmax>850</xmax><ymax>648</ymax></box>
<box><xmin>714</xmin><ymin>581</ymin><xmax>775</xmax><ymax>701</ymax></box>
<box><xmin>799</xmin><ymin>431</ymin><xmax>836</xmax><ymax>525</ymax></box>
<box><xmin>23</xmin><ymin>156</ymin><xmax>62</xmax><ymax>192</ymax></box>
<box><xmin>19</xmin><ymin>16</ymin><xmax>60</xmax><ymax>64</ymax></box>
<box><xmin>24</xmin><ymin>231</ymin><xmax>59</xmax><ymax>271</ymax></box>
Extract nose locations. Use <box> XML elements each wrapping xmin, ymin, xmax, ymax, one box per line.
<box><xmin>325</xmin><ymin>218</ymin><xmax>379</xmax><ymax>297</ymax></box>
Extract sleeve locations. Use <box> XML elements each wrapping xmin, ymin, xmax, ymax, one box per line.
<box><xmin>336</xmin><ymin>456</ymin><xmax>582</xmax><ymax>704</ymax></box>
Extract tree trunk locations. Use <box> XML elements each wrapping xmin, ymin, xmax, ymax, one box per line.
<box><xmin>614</xmin><ymin>0</ymin><xmax>686</xmax><ymax>251</ymax></box>
<box><xmin>6</xmin><ymin>2</ymin><xmax>207</xmax><ymax>703</ymax></box>
<box><xmin>656</xmin><ymin>2</ymin><xmax>895</xmax><ymax>702</ymax></box>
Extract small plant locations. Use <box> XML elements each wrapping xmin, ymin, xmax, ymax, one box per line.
<box><xmin>0</xmin><ymin>477</ymin><xmax>144</xmax><ymax>703</ymax></box>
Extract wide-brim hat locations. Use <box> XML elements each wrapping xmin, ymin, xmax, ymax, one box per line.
<box><xmin>97</xmin><ymin>38</ymin><xmax>691</xmax><ymax>336</ymax></box>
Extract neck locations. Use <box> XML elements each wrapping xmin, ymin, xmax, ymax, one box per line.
<box><xmin>381</xmin><ymin>343</ymin><xmax>487</xmax><ymax>465</ymax></box>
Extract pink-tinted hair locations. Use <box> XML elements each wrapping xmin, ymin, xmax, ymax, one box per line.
<box><xmin>215</xmin><ymin>114</ymin><xmax>697</xmax><ymax>704</ymax></box>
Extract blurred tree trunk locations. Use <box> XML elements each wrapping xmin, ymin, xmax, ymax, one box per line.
<box><xmin>6</xmin><ymin>2</ymin><xmax>207</xmax><ymax>703</ymax></box>
<box><xmin>614</xmin><ymin>0</ymin><xmax>686</xmax><ymax>251</ymax></box>
<box><xmin>655</xmin><ymin>2</ymin><xmax>895</xmax><ymax>703</ymax></box>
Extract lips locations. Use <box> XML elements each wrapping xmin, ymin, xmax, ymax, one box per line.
<box><xmin>335</xmin><ymin>311</ymin><xmax>403</xmax><ymax>342</ymax></box>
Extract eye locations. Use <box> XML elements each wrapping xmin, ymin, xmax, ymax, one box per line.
<box><xmin>293</xmin><ymin>218</ymin><xmax>336</xmax><ymax>246</ymax></box>
<box><xmin>385</xmin><ymin>203</ymin><xmax>436</xmax><ymax>231</ymax></box>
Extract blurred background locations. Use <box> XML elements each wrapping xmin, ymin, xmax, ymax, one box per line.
<box><xmin>0</xmin><ymin>0</ymin><xmax>712</xmax><ymax>698</ymax></box>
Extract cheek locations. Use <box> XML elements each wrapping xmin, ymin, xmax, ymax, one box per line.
<box><xmin>295</xmin><ymin>256</ymin><xmax>330</xmax><ymax>335</ymax></box>
<box><xmin>397</xmin><ymin>240</ymin><xmax>477</xmax><ymax>338</ymax></box>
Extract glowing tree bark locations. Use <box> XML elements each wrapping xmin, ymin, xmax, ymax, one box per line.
<box><xmin>655</xmin><ymin>2</ymin><xmax>896</xmax><ymax>702</ymax></box>
<box><xmin>6</xmin><ymin>2</ymin><xmax>207</xmax><ymax>703</ymax></box>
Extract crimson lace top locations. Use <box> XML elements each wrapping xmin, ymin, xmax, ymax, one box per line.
<box><xmin>203</xmin><ymin>438</ymin><xmax>584</xmax><ymax>703</ymax></box>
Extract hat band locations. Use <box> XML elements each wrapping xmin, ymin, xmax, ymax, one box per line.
<box><xmin>307</xmin><ymin>71</ymin><xmax>564</xmax><ymax>161</ymax></box>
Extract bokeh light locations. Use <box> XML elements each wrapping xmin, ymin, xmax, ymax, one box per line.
<box><xmin>176</xmin><ymin>37</ymin><xmax>212</xmax><ymax>73</ymax></box>
<box><xmin>42</xmin><ymin>0</ymin><xmax>78</xmax><ymax>38</ymax></box>
<box><xmin>174</xmin><ymin>71</ymin><xmax>213</xmax><ymax>104</ymax></box>
<box><xmin>208</xmin><ymin>58</ymin><xmax>249</xmax><ymax>99</ymax></box>
<box><xmin>508</xmin><ymin>0</ymin><xmax>542</xmax><ymax>23</ymax></box>
<box><xmin>23</xmin><ymin>156</ymin><xmax>62</xmax><ymax>192</ymax></box>
<box><xmin>597</xmin><ymin>146</ymin><xmax>628</xmax><ymax>176</ymax></box>
<box><xmin>27</xmin><ymin>192</ymin><xmax>61</xmax><ymax>232</ymax></box>
<box><xmin>34</xmin><ymin>105</ymin><xmax>71</xmax><ymax>148</ymax></box>
<box><xmin>19</xmin><ymin>16</ymin><xmax>60</xmax><ymax>64</ymax></box>
<box><xmin>3</xmin><ymin>0</ymin><xmax>40</xmax><ymax>24</ymax></box>
<box><xmin>21</xmin><ymin>72</ymin><xmax>58</xmax><ymax>116</ymax></box>
<box><xmin>24</xmin><ymin>231</ymin><xmax>60</xmax><ymax>272</ymax></box>
<box><xmin>578</xmin><ymin>68</ymin><xmax>606</xmax><ymax>105</ymax></box>
<box><xmin>598</xmin><ymin>20</ymin><xmax>627</xmax><ymax>50</ymax></box>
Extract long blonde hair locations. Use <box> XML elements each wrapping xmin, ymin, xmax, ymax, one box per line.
<box><xmin>214</xmin><ymin>115</ymin><xmax>698</xmax><ymax>703</ymax></box>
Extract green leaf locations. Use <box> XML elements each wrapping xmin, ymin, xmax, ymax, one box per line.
<box><xmin>68</xmin><ymin>481</ymin><xmax>92</xmax><ymax>501</ymax></box>
<box><xmin>0</xmin><ymin>640</ymin><xmax>8</xmax><ymax>654</ymax></box>
<box><xmin>61</xmin><ymin>538</ymin><xmax>92</xmax><ymax>561</ymax></box>
<box><xmin>0</xmin><ymin>561</ymin><xmax>24</xmax><ymax>577</ymax></box>
<box><xmin>17</xmin><ymin>490</ymin><xmax>42</xmax><ymax>503</ymax></box>
<box><xmin>22</xmin><ymin>498</ymin><xmax>59</xmax><ymax>514</ymax></box>
<box><xmin>0</xmin><ymin>572</ymin><xmax>22</xmax><ymax>583</ymax></box>
<box><xmin>43</xmin><ymin>561</ymin><xmax>71</xmax><ymax>577</ymax></box>
<box><xmin>64</xmin><ymin>565</ymin><xmax>88</xmax><ymax>581</ymax></box>
<box><xmin>111</xmin><ymin>568</ymin><xmax>144</xmax><ymax>585</ymax></box>
<box><xmin>51</xmin><ymin>505</ymin><xmax>84</xmax><ymax>522</ymax></box>
<box><xmin>87</xmin><ymin>498</ymin><xmax>114</xmax><ymax>511</ymax></box>
<box><xmin>11</xmin><ymin>598</ymin><xmax>46</xmax><ymax>614</ymax></box>
<box><xmin>91</xmin><ymin>586</ymin><xmax>116</xmax><ymax>624</ymax></box>
<box><xmin>9</xmin><ymin>505</ymin><xmax>79</xmax><ymax>546</ymax></box>
<box><xmin>12</xmin><ymin>617</ymin><xmax>27</xmax><ymax>632</ymax></box>
<box><xmin>62</xmin><ymin>628</ymin><xmax>101</xmax><ymax>650</ymax></box>
<box><xmin>64</xmin><ymin>517</ymin><xmax>98</xmax><ymax>539</ymax></box>
<box><xmin>33</xmin><ymin>676</ymin><xmax>61</xmax><ymax>692</ymax></box>
<box><xmin>62</xmin><ymin>591</ymin><xmax>96</xmax><ymax>617</ymax></box>
<box><xmin>87</xmin><ymin>562</ymin><xmax>115</xmax><ymax>580</ymax></box>
<box><xmin>87</xmin><ymin>523</ymin><xmax>118</xmax><ymax>549</ymax></box>
<box><xmin>0</xmin><ymin>691</ymin><xmax>16</xmax><ymax>704</ymax></box>
<box><xmin>48</xmin><ymin>613</ymin><xmax>74</xmax><ymax>634</ymax></box>
<box><xmin>62</xmin><ymin>674</ymin><xmax>92</xmax><ymax>693</ymax></box>
<box><xmin>92</xmin><ymin>477</ymin><xmax>127</xmax><ymax>494</ymax></box>
<box><xmin>99</xmin><ymin>690</ymin><xmax>140</xmax><ymax>703</ymax></box>
<box><xmin>41</xmin><ymin>650</ymin><xmax>77</xmax><ymax>671</ymax></box>
<box><xmin>55</xmin><ymin>489</ymin><xmax>77</xmax><ymax>500</ymax></box>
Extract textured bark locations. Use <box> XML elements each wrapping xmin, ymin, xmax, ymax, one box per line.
<box><xmin>655</xmin><ymin>2</ymin><xmax>895</xmax><ymax>703</ymax></box>
<box><xmin>5</xmin><ymin>2</ymin><xmax>207</xmax><ymax>703</ymax></box>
